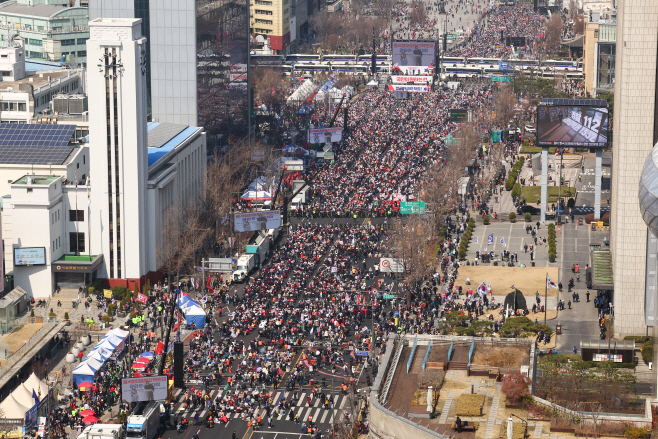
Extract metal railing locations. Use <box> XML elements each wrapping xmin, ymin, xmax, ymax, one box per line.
<box><xmin>407</xmin><ymin>335</ymin><xmax>418</xmax><ymax>373</ymax></box>
<box><xmin>381</xmin><ymin>338</ymin><xmax>403</xmax><ymax>404</ymax></box>
<box><xmin>448</xmin><ymin>340</ymin><xmax>454</xmax><ymax>361</ymax></box>
<box><xmin>0</xmin><ymin>322</ymin><xmax>57</xmax><ymax>377</ymax></box>
<box><xmin>422</xmin><ymin>340</ymin><xmax>431</xmax><ymax>370</ymax></box>
<box><xmin>467</xmin><ymin>337</ymin><xmax>475</xmax><ymax>367</ymax></box>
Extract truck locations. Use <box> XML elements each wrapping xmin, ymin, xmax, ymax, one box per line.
<box><xmin>291</xmin><ymin>195</ymin><xmax>304</xmax><ymax>212</ymax></box>
<box><xmin>78</xmin><ymin>424</ymin><xmax>125</xmax><ymax>439</ymax></box>
<box><xmin>246</xmin><ymin>231</ymin><xmax>269</xmax><ymax>268</ymax></box>
<box><xmin>233</xmin><ymin>253</ymin><xmax>255</xmax><ymax>283</ymax></box>
<box><xmin>127</xmin><ymin>401</ymin><xmax>161</xmax><ymax>439</ymax></box>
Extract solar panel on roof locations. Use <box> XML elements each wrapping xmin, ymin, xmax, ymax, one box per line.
<box><xmin>0</xmin><ymin>124</ymin><xmax>76</xmax><ymax>165</ymax></box>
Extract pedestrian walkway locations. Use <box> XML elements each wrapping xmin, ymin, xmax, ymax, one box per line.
<box><xmin>170</xmin><ymin>387</ymin><xmax>351</xmax><ymax>426</ymax></box>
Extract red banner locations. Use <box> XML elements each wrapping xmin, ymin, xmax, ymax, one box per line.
<box><xmin>137</xmin><ymin>293</ymin><xmax>148</xmax><ymax>304</ymax></box>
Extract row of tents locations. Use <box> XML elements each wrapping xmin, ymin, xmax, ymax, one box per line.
<box><xmin>72</xmin><ymin>327</ymin><xmax>129</xmax><ymax>385</ymax></box>
<box><xmin>0</xmin><ymin>372</ymin><xmax>49</xmax><ymax>424</ymax></box>
<box><xmin>176</xmin><ymin>293</ymin><xmax>206</xmax><ymax>329</ymax></box>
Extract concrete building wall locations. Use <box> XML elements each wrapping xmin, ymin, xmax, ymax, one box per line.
<box><xmin>87</xmin><ymin>18</ymin><xmax>148</xmax><ymax>281</ymax></box>
<box><xmin>583</xmin><ymin>22</ymin><xmax>599</xmax><ymax>96</ymax></box>
<box><xmin>149</xmin><ymin>1</ymin><xmax>197</xmax><ymax>126</ymax></box>
<box><xmin>610</xmin><ymin>0</ymin><xmax>658</xmax><ymax>337</ymax></box>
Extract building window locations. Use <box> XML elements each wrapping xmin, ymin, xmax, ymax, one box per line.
<box><xmin>0</xmin><ymin>71</ymin><xmax>9</xmax><ymax>77</ymax></box>
<box><xmin>284</xmin><ymin>7</ymin><xmax>289</xmax><ymax>14</ymax></box>
<box><xmin>69</xmin><ymin>232</ymin><xmax>85</xmax><ymax>253</ymax></box>
<box><xmin>28</xmin><ymin>39</ymin><xmax>42</xmax><ymax>46</ymax></box>
<box><xmin>76</xmin><ymin>38</ymin><xmax>87</xmax><ymax>45</ymax></box>
<box><xmin>60</xmin><ymin>39</ymin><xmax>76</xmax><ymax>46</ymax></box>
<box><xmin>255</xmin><ymin>9</ymin><xmax>273</xmax><ymax>14</ymax></box>
<box><xmin>255</xmin><ymin>19</ymin><xmax>273</xmax><ymax>25</ymax></box>
<box><xmin>594</xmin><ymin>29</ymin><xmax>599</xmax><ymax>38</ymax></box>
<box><xmin>18</xmin><ymin>103</ymin><xmax>25</xmax><ymax>112</ymax></box>
<box><xmin>77</xmin><ymin>50</ymin><xmax>86</xmax><ymax>57</ymax></box>
<box><xmin>255</xmin><ymin>0</ymin><xmax>273</xmax><ymax>4</ymax></box>
<box><xmin>255</xmin><ymin>28</ymin><xmax>273</xmax><ymax>34</ymax></box>
<box><xmin>69</xmin><ymin>209</ymin><xmax>84</xmax><ymax>222</ymax></box>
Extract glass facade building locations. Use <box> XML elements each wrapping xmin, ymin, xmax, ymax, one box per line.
<box><xmin>89</xmin><ymin>0</ymin><xmax>250</xmax><ymax>150</ymax></box>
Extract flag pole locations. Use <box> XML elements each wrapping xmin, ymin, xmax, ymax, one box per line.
<box><xmin>544</xmin><ymin>273</ymin><xmax>548</xmax><ymax>325</ymax></box>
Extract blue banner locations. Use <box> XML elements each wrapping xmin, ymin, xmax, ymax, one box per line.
<box><xmin>25</xmin><ymin>404</ymin><xmax>38</xmax><ymax>426</ymax></box>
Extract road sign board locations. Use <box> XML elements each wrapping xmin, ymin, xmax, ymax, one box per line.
<box><xmin>400</xmin><ymin>201</ymin><xmax>426</xmax><ymax>214</ymax></box>
<box><xmin>355</xmin><ymin>351</ymin><xmax>370</xmax><ymax>356</ymax></box>
<box><xmin>371</xmin><ymin>288</ymin><xmax>378</xmax><ymax>295</ymax></box>
<box><xmin>383</xmin><ymin>294</ymin><xmax>394</xmax><ymax>300</ymax></box>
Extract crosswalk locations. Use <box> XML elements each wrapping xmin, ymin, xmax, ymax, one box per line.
<box><xmin>171</xmin><ymin>387</ymin><xmax>349</xmax><ymax>426</ymax></box>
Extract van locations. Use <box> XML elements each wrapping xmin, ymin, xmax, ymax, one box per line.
<box><xmin>290</xmin><ymin>195</ymin><xmax>304</xmax><ymax>211</ymax></box>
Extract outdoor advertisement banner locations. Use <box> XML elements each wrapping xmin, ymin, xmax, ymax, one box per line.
<box><xmin>121</xmin><ymin>376</ymin><xmax>168</xmax><ymax>402</ymax></box>
<box><xmin>392</xmin><ymin>41</ymin><xmax>436</xmax><ymax>67</ymax></box>
<box><xmin>307</xmin><ymin>127</ymin><xmax>343</xmax><ymax>143</ymax></box>
<box><xmin>387</xmin><ymin>84</ymin><xmax>430</xmax><ymax>93</ymax></box>
<box><xmin>390</xmin><ymin>76</ymin><xmax>433</xmax><ymax>84</ymax></box>
<box><xmin>234</xmin><ymin>210</ymin><xmax>282</xmax><ymax>232</ymax></box>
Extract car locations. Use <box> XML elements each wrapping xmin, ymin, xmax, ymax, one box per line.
<box><xmin>517</xmin><ymin>205</ymin><xmax>541</xmax><ymax>215</ymax></box>
<box><xmin>525</xmin><ymin>125</ymin><xmax>536</xmax><ymax>133</ymax></box>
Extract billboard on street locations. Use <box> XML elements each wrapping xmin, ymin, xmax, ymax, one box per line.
<box><xmin>391</xmin><ymin>75</ymin><xmax>433</xmax><ymax>84</ymax></box>
<box><xmin>379</xmin><ymin>258</ymin><xmax>405</xmax><ymax>273</ymax></box>
<box><xmin>392</xmin><ymin>41</ymin><xmax>436</xmax><ymax>67</ymax></box>
<box><xmin>14</xmin><ymin>247</ymin><xmax>46</xmax><ymax>266</ymax></box>
<box><xmin>234</xmin><ymin>210</ymin><xmax>282</xmax><ymax>232</ymax></box>
<box><xmin>307</xmin><ymin>127</ymin><xmax>343</xmax><ymax>144</ymax></box>
<box><xmin>537</xmin><ymin>105</ymin><xmax>609</xmax><ymax>147</ymax></box>
<box><xmin>121</xmin><ymin>376</ymin><xmax>168</xmax><ymax>402</ymax></box>
<box><xmin>387</xmin><ymin>84</ymin><xmax>430</xmax><ymax>93</ymax></box>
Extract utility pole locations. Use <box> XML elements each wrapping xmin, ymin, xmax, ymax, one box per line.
<box><xmin>371</xmin><ymin>26</ymin><xmax>377</xmax><ymax>76</ymax></box>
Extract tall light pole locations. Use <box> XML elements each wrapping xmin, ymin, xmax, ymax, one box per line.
<box><xmin>192</xmin><ymin>228</ymin><xmax>213</xmax><ymax>297</ymax></box>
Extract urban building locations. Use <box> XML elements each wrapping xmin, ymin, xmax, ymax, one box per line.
<box><xmin>88</xmin><ymin>0</ymin><xmax>250</xmax><ymax>149</ymax></box>
<box><xmin>610</xmin><ymin>0</ymin><xmax>658</xmax><ymax>337</ymax></box>
<box><xmin>582</xmin><ymin>10</ymin><xmax>616</xmax><ymax>97</ymax></box>
<box><xmin>0</xmin><ymin>0</ymin><xmax>89</xmax><ymax>64</ymax></box>
<box><xmin>250</xmin><ymin>0</ymin><xmax>291</xmax><ymax>53</ymax></box>
<box><xmin>0</xmin><ymin>38</ymin><xmax>85</xmax><ymax>124</ymax></box>
<box><xmin>0</xmin><ymin>18</ymin><xmax>206</xmax><ymax>298</ymax></box>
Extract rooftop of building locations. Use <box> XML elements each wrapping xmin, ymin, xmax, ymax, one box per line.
<box><xmin>147</xmin><ymin>122</ymin><xmax>202</xmax><ymax>167</ymax></box>
<box><xmin>0</xmin><ymin>69</ymin><xmax>80</xmax><ymax>93</ymax></box>
<box><xmin>0</xmin><ymin>123</ymin><xmax>77</xmax><ymax>165</ymax></box>
<box><xmin>12</xmin><ymin>175</ymin><xmax>60</xmax><ymax>185</ymax></box>
<box><xmin>0</xmin><ymin>2</ymin><xmax>68</xmax><ymax>17</ymax></box>
<box><xmin>26</xmin><ymin>58</ymin><xmax>64</xmax><ymax>72</ymax></box>
<box><xmin>56</xmin><ymin>254</ymin><xmax>98</xmax><ymax>262</ymax></box>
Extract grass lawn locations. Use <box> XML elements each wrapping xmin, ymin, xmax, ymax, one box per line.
<box><xmin>521</xmin><ymin>146</ymin><xmax>556</xmax><ymax>154</ymax></box>
<box><xmin>521</xmin><ymin>186</ymin><xmax>575</xmax><ymax>203</ymax></box>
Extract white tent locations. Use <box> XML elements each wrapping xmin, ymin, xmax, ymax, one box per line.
<box><xmin>10</xmin><ymin>384</ymin><xmax>34</xmax><ymax>408</ymax></box>
<box><xmin>90</xmin><ymin>345</ymin><xmax>113</xmax><ymax>360</ymax></box>
<box><xmin>109</xmin><ymin>328</ymin><xmax>129</xmax><ymax>339</ymax></box>
<box><xmin>24</xmin><ymin>373</ymin><xmax>49</xmax><ymax>398</ymax></box>
<box><xmin>287</xmin><ymin>79</ymin><xmax>317</xmax><ymax>104</ymax></box>
<box><xmin>0</xmin><ymin>394</ymin><xmax>29</xmax><ymax>419</ymax></box>
<box><xmin>94</xmin><ymin>338</ymin><xmax>117</xmax><ymax>351</ymax></box>
<box><xmin>102</xmin><ymin>333</ymin><xmax>124</xmax><ymax>346</ymax></box>
<box><xmin>183</xmin><ymin>305</ymin><xmax>206</xmax><ymax>328</ymax></box>
<box><xmin>241</xmin><ymin>190</ymin><xmax>271</xmax><ymax>201</ymax></box>
<box><xmin>83</xmin><ymin>357</ymin><xmax>103</xmax><ymax>371</ymax></box>
<box><xmin>249</xmin><ymin>176</ymin><xmax>268</xmax><ymax>191</ymax></box>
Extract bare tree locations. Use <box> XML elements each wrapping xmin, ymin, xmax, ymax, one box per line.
<box><xmin>409</xmin><ymin>0</ymin><xmax>428</xmax><ymax>28</ymax></box>
<box><xmin>544</xmin><ymin>15</ymin><xmax>564</xmax><ymax>53</ymax></box>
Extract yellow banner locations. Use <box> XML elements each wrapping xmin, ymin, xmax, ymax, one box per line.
<box><xmin>104</xmin><ymin>289</ymin><xmax>113</xmax><ymax>298</ymax></box>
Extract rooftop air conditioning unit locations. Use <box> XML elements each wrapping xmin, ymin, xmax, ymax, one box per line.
<box><xmin>68</xmin><ymin>95</ymin><xmax>87</xmax><ymax>114</ymax></box>
<box><xmin>52</xmin><ymin>94</ymin><xmax>68</xmax><ymax>114</ymax></box>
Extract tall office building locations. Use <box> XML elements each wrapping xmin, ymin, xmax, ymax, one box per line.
<box><xmin>89</xmin><ymin>0</ymin><xmax>250</xmax><ymax>148</ymax></box>
<box><xmin>610</xmin><ymin>0</ymin><xmax>658</xmax><ymax>336</ymax></box>
<box><xmin>251</xmin><ymin>0</ymin><xmax>291</xmax><ymax>53</ymax></box>
<box><xmin>87</xmin><ymin>17</ymin><xmax>149</xmax><ymax>279</ymax></box>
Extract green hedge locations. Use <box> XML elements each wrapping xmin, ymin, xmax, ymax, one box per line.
<box><xmin>505</xmin><ymin>157</ymin><xmax>525</xmax><ymax>191</ymax></box>
<box><xmin>547</xmin><ymin>223</ymin><xmax>556</xmax><ymax>262</ymax></box>
<box><xmin>642</xmin><ymin>339</ymin><xmax>653</xmax><ymax>364</ymax></box>
<box><xmin>459</xmin><ymin>218</ymin><xmax>476</xmax><ymax>260</ymax></box>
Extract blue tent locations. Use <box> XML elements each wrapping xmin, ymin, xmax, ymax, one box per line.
<box><xmin>72</xmin><ymin>361</ymin><xmax>98</xmax><ymax>385</ymax></box>
<box><xmin>183</xmin><ymin>305</ymin><xmax>206</xmax><ymax>328</ymax></box>
<box><xmin>177</xmin><ymin>294</ymin><xmax>195</xmax><ymax>308</ymax></box>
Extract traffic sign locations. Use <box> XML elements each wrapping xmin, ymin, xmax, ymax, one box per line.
<box><xmin>371</xmin><ymin>288</ymin><xmax>378</xmax><ymax>295</ymax></box>
<box><xmin>383</xmin><ymin>294</ymin><xmax>394</xmax><ymax>300</ymax></box>
<box><xmin>400</xmin><ymin>201</ymin><xmax>426</xmax><ymax>214</ymax></box>
<box><xmin>355</xmin><ymin>351</ymin><xmax>370</xmax><ymax>356</ymax></box>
